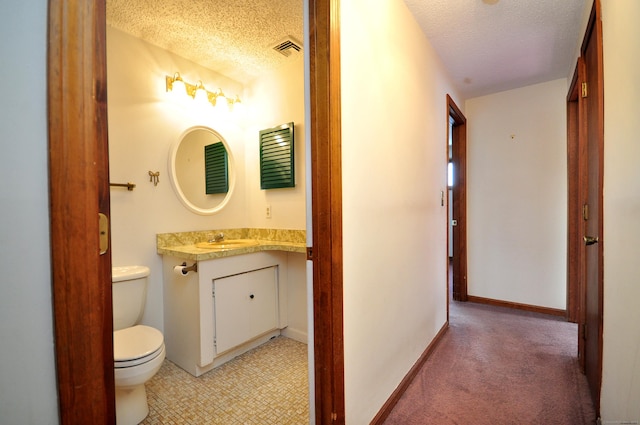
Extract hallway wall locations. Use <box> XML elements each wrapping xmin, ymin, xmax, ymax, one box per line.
<box><xmin>600</xmin><ymin>0</ymin><xmax>640</xmax><ymax>420</ymax></box>
<box><xmin>465</xmin><ymin>79</ymin><xmax>568</xmax><ymax>310</ymax></box>
<box><xmin>340</xmin><ymin>0</ymin><xmax>461</xmax><ymax>422</ymax></box>
<box><xmin>0</xmin><ymin>1</ymin><xmax>59</xmax><ymax>423</ymax></box>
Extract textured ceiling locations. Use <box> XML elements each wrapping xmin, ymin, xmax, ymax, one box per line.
<box><xmin>107</xmin><ymin>0</ymin><xmax>304</xmax><ymax>84</ymax></box>
<box><xmin>403</xmin><ymin>0</ymin><xmax>590</xmax><ymax>98</ymax></box>
<box><xmin>107</xmin><ymin>0</ymin><xmax>589</xmax><ymax>99</ymax></box>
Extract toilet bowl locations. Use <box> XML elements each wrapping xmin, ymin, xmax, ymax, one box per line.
<box><xmin>112</xmin><ymin>266</ymin><xmax>165</xmax><ymax>425</ymax></box>
<box><xmin>114</xmin><ymin>325</ymin><xmax>165</xmax><ymax>425</ymax></box>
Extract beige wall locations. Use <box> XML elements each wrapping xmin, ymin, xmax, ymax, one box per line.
<box><xmin>600</xmin><ymin>0</ymin><xmax>640</xmax><ymax>420</ymax></box>
<box><xmin>340</xmin><ymin>0</ymin><xmax>461</xmax><ymax>421</ymax></box>
<box><xmin>244</xmin><ymin>55</ymin><xmax>307</xmax><ymax>230</ymax></box>
<box><xmin>465</xmin><ymin>79</ymin><xmax>568</xmax><ymax>310</ymax></box>
<box><xmin>107</xmin><ymin>28</ymin><xmax>306</xmax><ymax>332</ymax></box>
<box><xmin>107</xmin><ymin>27</ymin><xmax>247</xmax><ymax>330</ymax></box>
<box><xmin>0</xmin><ymin>1</ymin><xmax>59</xmax><ymax>423</ymax></box>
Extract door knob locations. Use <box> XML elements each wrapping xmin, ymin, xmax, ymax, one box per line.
<box><xmin>584</xmin><ymin>236</ymin><xmax>599</xmax><ymax>246</ymax></box>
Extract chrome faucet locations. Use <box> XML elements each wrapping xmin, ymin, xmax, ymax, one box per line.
<box><xmin>209</xmin><ymin>232</ymin><xmax>224</xmax><ymax>243</ymax></box>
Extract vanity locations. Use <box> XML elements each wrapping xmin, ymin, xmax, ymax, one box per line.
<box><xmin>160</xmin><ymin>125</ymin><xmax>306</xmax><ymax>377</ymax></box>
<box><xmin>157</xmin><ymin>228</ymin><xmax>306</xmax><ymax>377</ymax></box>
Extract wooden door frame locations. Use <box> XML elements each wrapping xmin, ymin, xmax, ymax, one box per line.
<box><xmin>48</xmin><ymin>0</ymin><xmax>115</xmax><ymax>422</ymax></box>
<box><xmin>566</xmin><ymin>0</ymin><xmax>604</xmax><ymax>415</ymax></box>
<box><xmin>581</xmin><ymin>0</ymin><xmax>605</xmax><ymax>414</ymax></box>
<box><xmin>566</xmin><ymin>57</ymin><xmax>588</xmax><ymax>372</ymax></box>
<box><xmin>309</xmin><ymin>0</ymin><xmax>346</xmax><ymax>423</ymax></box>
<box><xmin>47</xmin><ymin>0</ymin><xmax>345</xmax><ymax>424</ymax></box>
<box><xmin>566</xmin><ymin>58</ymin><xmax>587</xmax><ymax>325</ymax></box>
<box><xmin>447</xmin><ymin>95</ymin><xmax>468</xmax><ymax>303</ymax></box>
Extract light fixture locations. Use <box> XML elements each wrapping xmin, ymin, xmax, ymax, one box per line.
<box><xmin>213</xmin><ymin>88</ymin><xmax>228</xmax><ymax>113</ymax></box>
<box><xmin>164</xmin><ymin>72</ymin><xmax>242</xmax><ymax>111</ymax></box>
<box><xmin>166</xmin><ymin>72</ymin><xmax>187</xmax><ymax>99</ymax></box>
<box><xmin>192</xmin><ymin>80</ymin><xmax>210</xmax><ymax>106</ymax></box>
<box><xmin>231</xmin><ymin>95</ymin><xmax>243</xmax><ymax>113</ymax></box>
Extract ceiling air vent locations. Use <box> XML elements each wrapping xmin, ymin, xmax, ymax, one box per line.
<box><xmin>272</xmin><ymin>36</ymin><xmax>302</xmax><ymax>57</ymax></box>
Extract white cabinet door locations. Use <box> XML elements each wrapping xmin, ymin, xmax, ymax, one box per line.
<box><xmin>213</xmin><ymin>266</ymin><xmax>278</xmax><ymax>354</ymax></box>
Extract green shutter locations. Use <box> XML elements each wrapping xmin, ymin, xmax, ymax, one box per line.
<box><xmin>204</xmin><ymin>142</ymin><xmax>228</xmax><ymax>194</ymax></box>
<box><xmin>260</xmin><ymin>122</ymin><xmax>295</xmax><ymax>190</ymax></box>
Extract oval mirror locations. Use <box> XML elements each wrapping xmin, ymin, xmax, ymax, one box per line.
<box><xmin>168</xmin><ymin>126</ymin><xmax>235</xmax><ymax>215</ymax></box>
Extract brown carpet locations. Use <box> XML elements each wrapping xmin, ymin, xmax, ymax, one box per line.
<box><xmin>382</xmin><ymin>301</ymin><xmax>596</xmax><ymax>424</ymax></box>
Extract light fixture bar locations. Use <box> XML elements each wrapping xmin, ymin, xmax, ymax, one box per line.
<box><xmin>165</xmin><ymin>72</ymin><xmax>241</xmax><ymax>110</ymax></box>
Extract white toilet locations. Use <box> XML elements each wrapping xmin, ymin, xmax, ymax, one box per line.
<box><xmin>112</xmin><ymin>265</ymin><xmax>165</xmax><ymax>425</ymax></box>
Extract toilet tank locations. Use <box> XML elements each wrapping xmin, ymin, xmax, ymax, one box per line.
<box><xmin>112</xmin><ymin>265</ymin><xmax>150</xmax><ymax>331</ymax></box>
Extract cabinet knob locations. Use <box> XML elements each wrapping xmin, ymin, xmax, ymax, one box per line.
<box><xmin>249</xmin><ymin>294</ymin><xmax>255</xmax><ymax>299</ymax></box>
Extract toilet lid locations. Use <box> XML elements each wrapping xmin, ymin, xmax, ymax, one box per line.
<box><xmin>114</xmin><ymin>325</ymin><xmax>164</xmax><ymax>362</ymax></box>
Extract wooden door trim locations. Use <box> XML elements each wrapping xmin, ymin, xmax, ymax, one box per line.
<box><xmin>566</xmin><ymin>57</ymin><xmax>587</xmax><ymax>328</ymax></box>
<box><xmin>309</xmin><ymin>0</ymin><xmax>346</xmax><ymax>423</ymax></box>
<box><xmin>566</xmin><ymin>63</ymin><xmax>578</xmax><ymax>323</ymax></box>
<box><xmin>48</xmin><ymin>0</ymin><xmax>115</xmax><ymax>423</ymax></box>
<box><xmin>447</xmin><ymin>95</ymin><xmax>468</xmax><ymax>303</ymax></box>
<box><xmin>580</xmin><ymin>0</ymin><xmax>604</xmax><ymax>415</ymax></box>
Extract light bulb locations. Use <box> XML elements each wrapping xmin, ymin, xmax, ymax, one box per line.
<box><xmin>214</xmin><ymin>89</ymin><xmax>229</xmax><ymax>113</ymax></box>
<box><xmin>171</xmin><ymin>79</ymin><xmax>186</xmax><ymax>96</ymax></box>
<box><xmin>167</xmin><ymin>73</ymin><xmax>187</xmax><ymax>104</ymax></box>
<box><xmin>193</xmin><ymin>81</ymin><xmax>210</xmax><ymax>108</ymax></box>
<box><xmin>231</xmin><ymin>95</ymin><xmax>243</xmax><ymax>113</ymax></box>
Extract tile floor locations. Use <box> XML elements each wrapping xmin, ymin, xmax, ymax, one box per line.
<box><xmin>141</xmin><ymin>336</ymin><xmax>309</xmax><ymax>424</ymax></box>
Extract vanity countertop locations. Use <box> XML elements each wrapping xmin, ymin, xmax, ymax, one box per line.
<box><xmin>157</xmin><ymin>228</ymin><xmax>306</xmax><ymax>261</ymax></box>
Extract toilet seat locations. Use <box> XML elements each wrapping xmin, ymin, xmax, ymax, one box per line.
<box><xmin>114</xmin><ymin>325</ymin><xmax>164</xmax><ymax>368</ymax></box>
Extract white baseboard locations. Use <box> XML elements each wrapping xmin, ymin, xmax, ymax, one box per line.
<box><xmin>281</xmin><ymin>326</ymin><xmax>308</xmax><ymax>344</ymax></box>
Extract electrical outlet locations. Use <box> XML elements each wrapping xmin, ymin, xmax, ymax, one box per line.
<box><xmin>266</xmin><ymin>204</ymin><xmax>272</xmax><ymax>219</ymax></box>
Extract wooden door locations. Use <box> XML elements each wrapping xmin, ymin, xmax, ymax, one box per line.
<box><xmin>447</xmin><ymin>95</ymin><xmax>468</xmax><ymax>303</ymax></box>
<box><xmin>48</xmin><ymin>0</ymin><xmax>115</xmax><ymax>422</ymax></box>
<box><xmin>582</xmin><ymin>0</ymin><xmax>605</xmax><ymax>414</ymax></box>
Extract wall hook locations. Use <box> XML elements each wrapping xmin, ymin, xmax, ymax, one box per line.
<box><xmin>149</xmin><ymin>171</ymin><xmax>160</xmax><ymax>186</ymax></box>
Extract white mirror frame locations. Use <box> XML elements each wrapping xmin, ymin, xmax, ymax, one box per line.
<box><xmin>168</xmin><ymin>126</ymin><xmax>235</xmax><ymax>215</ymax></box>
